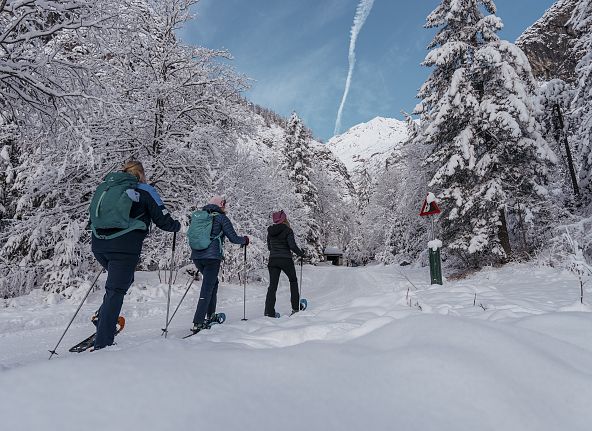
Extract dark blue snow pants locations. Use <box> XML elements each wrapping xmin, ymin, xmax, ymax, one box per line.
<box><xmin>93</xmin><ymin>252</ymin><xmax>139</xmax><ymax>349</ymax></box>
<box><xmin>192</xmin><ymin>259</ymin><xmax>221</xmax><ymax>324</ymax></box>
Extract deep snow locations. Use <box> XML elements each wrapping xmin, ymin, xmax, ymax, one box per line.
<box><xmin>1</xmin><ymin>263</ymin><xmax>592</xmax><ymax>431</ymax></box>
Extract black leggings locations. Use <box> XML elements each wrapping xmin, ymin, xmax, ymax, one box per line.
<box><xmin>265</xmin><ymin>258</ymin><xmax>299</xmax><ymax>315</ymax></box>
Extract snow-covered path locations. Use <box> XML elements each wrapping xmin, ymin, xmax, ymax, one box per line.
<box><xmin>2</xmin><ymin>263</ymin><xmax>592</xmax><ymax>430</ymax></box>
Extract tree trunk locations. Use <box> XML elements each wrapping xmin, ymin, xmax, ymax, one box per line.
<box><xmin>498</xmin><ymin>208</ymin><xmax>512</xmax><ymax>259</ymax></box>
<box><xmin>153</xmin><ymin>97</ymin><xmax>164</xmax><ymax>154</ymax></box>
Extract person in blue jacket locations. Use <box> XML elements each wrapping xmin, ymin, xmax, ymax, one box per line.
<box><xmin>190</xmin><ymin>196</ymin><xmax>249</xmax><ymax>333</ymax></box>
<box><xmin>91</xmin><ymin>160</ymin><xmax>180</xmax><ymax>350</ymax></box>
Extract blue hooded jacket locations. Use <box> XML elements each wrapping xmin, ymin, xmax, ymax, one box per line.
<box><xmin>191</xmin><ymin>204</ymin><xmax>247</xmax><ymax>260</ymax></box>
<box><xmin>92</xmin><ymin>183</ymin><xmax>180</xmax><ymax>255</ymax></box>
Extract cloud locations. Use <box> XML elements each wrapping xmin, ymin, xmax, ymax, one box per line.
<box><xmin>334</xmin><ymin>0</ymin><xmax>375</xmax><ymax>136</ymax></box>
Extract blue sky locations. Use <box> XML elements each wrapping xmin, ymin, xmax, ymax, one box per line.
<box><xmin>179</xmin><ymin>0</ymin><xmax>556</xmax><ymax>141</ymax></box>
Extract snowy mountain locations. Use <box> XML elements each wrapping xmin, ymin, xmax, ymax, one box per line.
<box><xmin>327</xmin><ymin>116</ymin><xmax>408</xmax><ymax>175</ymax></box>
<box><xmin>326</xmin><ymin>117</ymin><xmax>409</xmax><ymax>204</ymax></box>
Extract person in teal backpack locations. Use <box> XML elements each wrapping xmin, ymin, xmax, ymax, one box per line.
<box><xmin>90</xmin><ymin>160</ymin><xmax>180</xmax><ymax>350</ymax></box>
<box><xmin>188</xmin><ymin>196</ymin><xmax>249</xmax><ymax>333</ymax></box>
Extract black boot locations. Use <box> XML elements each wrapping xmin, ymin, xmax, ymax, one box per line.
<box><xmin>191</xmin><ymin>322</ymin><xmax>208</xmax><ymax>333</ymax></box>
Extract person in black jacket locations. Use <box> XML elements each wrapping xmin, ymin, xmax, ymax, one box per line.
<box><xmin>265</xmin><ymin>210</ymin><xmax>305</xmax><ymax>317</ymax></box>
<box><xmin>91</xmin><ymin>160</ymin><xmax>180</xmax><ymax>350</ymax></box>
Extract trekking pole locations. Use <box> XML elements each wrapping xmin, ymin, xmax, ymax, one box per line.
<box><xmin>162</xmin><ymin>272</ymin><xmax>197</xmax><ymax>336</ymax></box>
<box><xmin>164</xmin><ymin>231</ymin><xmax>177</xmax><ymax>339</ymax></box>
<box><xmin>241</xmin><ymin>244</ymin><xmax>248</xmax><ymax>321</ymax></box>
<box><xmin>299</xmin><ymin>257</ymin><xmax>304</xmax><ymax>298</ymax></box>
<box><xmin>48</xmin><ymin>269</ymin><xmax>103</xmax><ymax>360</ymax></box>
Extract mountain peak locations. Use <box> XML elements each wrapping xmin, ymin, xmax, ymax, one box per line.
<box><xmin>327</xmin><ymin>117</ymin><xmax>408</xmax><ymax>173</ymax></box>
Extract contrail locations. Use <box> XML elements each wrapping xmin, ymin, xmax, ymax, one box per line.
<box><xmin>334</xmin><ymin>0</ymin><xmax>375</xmax><ymax>136</ymax></box>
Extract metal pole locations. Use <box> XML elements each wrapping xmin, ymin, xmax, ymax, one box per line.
<box><xmin>241</xmin><ymin>245</ymin><xmax>248</xmax><ymax>321</ymax></box>
<box><xmin>48</xmin><ymin>269</ymin><xmax>103</xmax><ymax>360</ymax></box>
<box><xmin>164</xmin><ymin>231</ymin><xmax>177</xmax><ymax>339</ymax></box>
<box><xmin>428</xmin><ymin>215</ymin><xmax>442</xmax><ymax>285</ymax></box>
<box><xmin>299</xmin><ymin>258</ymin><xmax>303</xmax><ymax>298</ymax></box>
<box><xmin>554</xmin><ymin>104</ymin><xmax>580</xmax><ymax>197</ymax></box>
<box><xmin>162</xmin><ymin>272</ymin><xmax>196</xmax><ymax>336</ymax></box>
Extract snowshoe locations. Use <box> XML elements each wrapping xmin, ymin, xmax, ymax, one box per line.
<box><xmin>69</xmin><ymin>316</ymin><xmax>125</xmax><ymax>353</ymax></box>
<box><xmin>183</xmin><ymin>322</ymin><xmax>207</xmax><ymax>339</ymax></box>
<box><xmin>299</xmin><ymin>298</ymin><xmax>308</xmax><ymax>311</ymax></box>
<box><xmin>206</xmin><ymin>312</ymin><xmax>226</xmax><ymax>326</ymax></box>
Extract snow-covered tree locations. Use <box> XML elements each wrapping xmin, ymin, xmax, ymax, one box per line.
<box><xmin>0</xmin><ymin>0</ymin><xmax>252</xmax><ymax>297</ymax></box>
<box><xmin>416</xmin><ymin>0</ymin><xmax>556</xmax><ymax>266</ymax></box>
<box><xmin>374</xmin><ymin>138</ymin><xmax>431</xmax><ymax>265</ymax></box>
<box><xmin>283</xmin><ymin>112</ymin><xmax>323</xmax><ymax>261</ymax></box>
<box><xmin>0</xmin><ymin>0</ymin><xmax>99</xmax><ymax>113</ymax></box>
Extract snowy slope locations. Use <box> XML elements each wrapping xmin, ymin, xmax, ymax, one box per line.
<box><xmin>238</xmin><ymin>115</ymin><xmax>356</xmax><ymax>203</ymax></box>
<box><xmin>327</xmin><ymin>116</ymin><xmax>408</xmax><ymax>175</ymax></box>
<box><xmin>2</xmin><ymin>263</ymin><xmax>592</xmax><ymax>430</ymax></box>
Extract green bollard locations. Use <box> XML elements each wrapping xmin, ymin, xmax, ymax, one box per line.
<box><xmin>429</xmin><ymin>247</ymin><xmax>443</xmax><ymax>285</ymax></box>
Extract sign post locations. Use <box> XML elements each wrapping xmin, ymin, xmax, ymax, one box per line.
<box><xmin>420</xmin><ymin>193</ymin><xmax>443</xmax><ymax>285</ymax></box>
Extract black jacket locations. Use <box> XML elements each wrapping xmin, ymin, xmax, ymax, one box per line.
<box><xmin>92</xmin><ymin>184</ymin><xmax>180</xmax><ymax>255</ymax></box>
<box><xmin>267</xmin><ymin>224</ymin><xmax>304</xmax><ymax>259</ymax></box>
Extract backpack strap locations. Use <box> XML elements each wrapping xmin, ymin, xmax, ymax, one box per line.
<box><xmin>209</xmin><ymin>212</ymin><xmax>225</xmax><ymax>257</ymax></box>
<box><xmin>92</xmin><ymin>214</ymin><xmax>147</xmax><ymax>240</ymax></box>
<box><xmin>94</xmin><ymin>189</ymin><xmax>108</xmax><ymax>219</ymax></box>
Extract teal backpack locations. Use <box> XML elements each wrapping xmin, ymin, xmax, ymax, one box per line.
<box><xmin>187</xmin><ymin>210</ymin><xmax>223</xmax><ymax>252</ymax></box>
<box><xmin>89</xmin><ymin>172</ymin><xmax>147</xmax><ymax>240</ymax></box>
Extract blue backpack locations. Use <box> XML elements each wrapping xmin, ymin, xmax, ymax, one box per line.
<box><xmin>187</xmin><ymin>210</ymin><xmax>223</xmax><ymax>252</ymax></box>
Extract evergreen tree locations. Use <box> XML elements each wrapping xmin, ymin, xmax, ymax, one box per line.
<box><xmin>354</xmin><ymin>166</ymin><xmax>373</xmax><ymax>207</ymax></box>
<box><xmin>284</xmin><ymin>112</ymin><xmax>323</xmax><ymax>261</ymax></box>
<box><xmin>416</xmin><ymin>0</ymin><xmax>556</xmax><ymax>266</ymax></box>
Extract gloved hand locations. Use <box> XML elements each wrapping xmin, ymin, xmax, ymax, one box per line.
<box><xmin>243</xmin><ymin>236</ymin><xmax>250</xmax><ymax>246</ymax></box>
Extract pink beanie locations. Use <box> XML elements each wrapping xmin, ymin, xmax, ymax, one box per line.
<box><xmin>209</xmin><ymin>195</ymin><xmax>226</xmax><ymax>208</ymax></box>
<box><xmin>272</xmin><ymin>210</ymin><xmax>287</xmax><ymax>224</ymax></box>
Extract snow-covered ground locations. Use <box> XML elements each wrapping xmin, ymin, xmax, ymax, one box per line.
<box><xmin>2</xmin><ymin>263</ymin><xmax>592</xmax><ymax>431</ymax></box>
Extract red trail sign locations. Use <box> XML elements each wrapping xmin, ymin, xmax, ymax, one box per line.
<box><xmin>419</xmin><ymin>194</ymin><xmax>441</xmax><ymax>217</ymax></box>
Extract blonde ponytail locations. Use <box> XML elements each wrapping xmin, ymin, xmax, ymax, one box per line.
<box><xmin>122</xmin><ymin>160</ymin><xmax>145</xmax><ymax>182</ymax></box>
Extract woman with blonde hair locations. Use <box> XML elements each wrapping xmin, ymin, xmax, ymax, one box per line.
<box><xmin>89</xmin><ymin>160</ymin><xmax>180</xmax><ymax>350</ymax></box>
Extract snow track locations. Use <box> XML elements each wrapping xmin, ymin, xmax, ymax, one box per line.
<box><xmin>1</xmin><ymin>263</ymin><xmax>592</xmax><ymax>430</ymax></box>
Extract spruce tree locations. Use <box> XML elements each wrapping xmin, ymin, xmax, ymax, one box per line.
<box><xmin>416</xmin><ymin>0</ymin><xmax>555</xmax><ymax>265</ymax></box>
<box><xmin>284</xmin><ymin>112</ymin><xmax>324</xmax><ymax>261</ymax></box>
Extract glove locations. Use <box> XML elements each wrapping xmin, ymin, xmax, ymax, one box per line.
<box><xmin>243</xmin><ymin>236</ymin><xmax>250</xmax><ymax>246</ymax></box>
